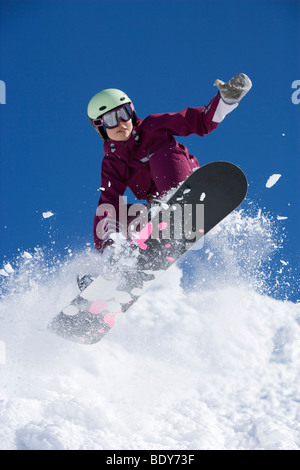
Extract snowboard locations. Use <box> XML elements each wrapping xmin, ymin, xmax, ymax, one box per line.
<box><xmin>48</xmin><ymin>161</ymin><xmax>248</xmax><ymax>344</ymax></box>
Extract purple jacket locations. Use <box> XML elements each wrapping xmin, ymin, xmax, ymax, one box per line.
<box><xmin>93</xmin><ymin>94</ymin><xmax>222</xmax><ymax>251</ymax></box>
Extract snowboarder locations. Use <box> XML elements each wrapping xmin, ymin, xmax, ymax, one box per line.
<box><xmin>87</xmin><ymin>73</ymin><xmax>252</xmax><ymax>253</ymax></box>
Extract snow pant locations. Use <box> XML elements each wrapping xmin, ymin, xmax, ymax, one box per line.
<box><xmin>148</xmin><ymin>146</ymin><xmax>200</xmax><ymax>198</ymax></box>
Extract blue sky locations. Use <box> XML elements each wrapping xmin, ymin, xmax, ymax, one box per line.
<box><xmin>0</xmin><ymin>0</ymin><xmax>299</xmax><ymax>300</ymax></box>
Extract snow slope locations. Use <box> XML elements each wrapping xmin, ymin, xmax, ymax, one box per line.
<box><xmin>0</xmin><ymin>209</ymin><xmax>299</xmax><ymax>450</ymax></box>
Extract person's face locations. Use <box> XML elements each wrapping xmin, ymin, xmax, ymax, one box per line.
<box><xmin>106</xmin><ymin>119</ymin><xmax>133</xmax><ymax>141</ymax></box>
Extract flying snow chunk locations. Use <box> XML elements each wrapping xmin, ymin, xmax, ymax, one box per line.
<box><xmin>280</xmin><ymin>260</ymin><xmax>289</xmax><ymax>266</ymax></box>
<box><xmin>0</xmin><ymin>269</ymin><xmax>9</xmax><ymax>277</ymax></box>
<box><xmin>277</xmin><ymin>216</ymin><xmax>288</xmax><ymax>220</ymax></box>
<box><xmin>22</xmin><ymin>251</ymin><xmax>33</xmax><ymax>259</ymax></box>
<box><xmin>42</xmin><ymin>211</ymin><xmax>54</xmax><ymax>219</ymax></box>
<box><xmin>266</xmin><ymin>174</ymin><xmax>281</xmax><ymax>188</ymax></box>
<box><xmin>4</xmin><ymin>263</ymin><xmax>14</xmax><ymax>274</ymax></box>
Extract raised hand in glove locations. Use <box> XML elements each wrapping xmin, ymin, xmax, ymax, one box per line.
<box><xmin>214</xmin><ymin>73</ymin><xmax>252</xmax><ymax>104</ymax></box>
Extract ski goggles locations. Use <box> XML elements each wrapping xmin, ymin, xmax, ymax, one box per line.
<box><xmin>92</xmin><ymin>103</ymin><xmax>134</xmax><ymax>129</ymax></box>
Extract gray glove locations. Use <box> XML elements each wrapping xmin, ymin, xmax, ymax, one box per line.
<box><xmin>214</xmin><ymin>73</ymin><xmax>252</xmax><ymax>104</ymax></box>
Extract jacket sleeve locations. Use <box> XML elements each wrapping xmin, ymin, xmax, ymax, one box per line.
<box><xmin>144</xmin><ymin>93</ymin><xmax>237</xmax><ymax>137</ymax></box>
<box><xmin>93</xmin><ymin>156</ymin><xmax>128</xmax><ymax>252</ymax></box>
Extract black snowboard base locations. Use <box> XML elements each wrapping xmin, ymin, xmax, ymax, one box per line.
<box><xmin>48</xmin><ymin>161</ymin><xmax>248</xmax><ymax>344</ymax></box>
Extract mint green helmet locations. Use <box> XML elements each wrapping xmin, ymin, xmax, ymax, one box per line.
<box><xmin>87</xmin><ymin>88</ymin><xmax>134</xmax><ymax>139</ymax></box>
<box><xmin>87</xmin><ymin>89</ymin><xmax>132</xmax><ymax>120</ymax></box>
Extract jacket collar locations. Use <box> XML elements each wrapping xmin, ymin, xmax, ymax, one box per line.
<box><xmin>103</xmin><ymin>121</ymin><xmax>142</xmax><ymax>159</ymax></box>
